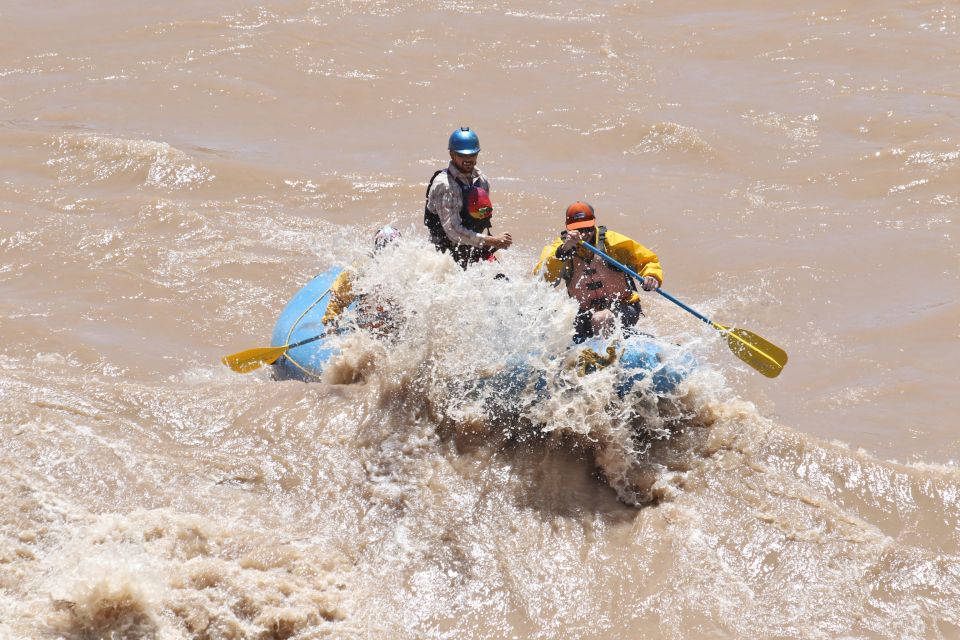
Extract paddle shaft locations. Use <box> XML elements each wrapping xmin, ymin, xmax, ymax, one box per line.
<box><xmin>578</xmin><ymin>241</ymin><xmax>715</xmax><ymax>327</ymax></box>
<box><xmin>286</xmin><ymin>333</ymin><xmax>325</xmax><ymax>351</ymax></box>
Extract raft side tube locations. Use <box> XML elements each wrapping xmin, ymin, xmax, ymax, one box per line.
<box><xmin>271</xmin><ymin>267</ymin><xmax>344</xmax><ymax>381</ymax></box>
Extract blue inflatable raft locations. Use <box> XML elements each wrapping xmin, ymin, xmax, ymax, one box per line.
<box><xmin>271</xmin><ymin>268</ymin><xmax>344</xmax><ymax>381</ymax></box>
<box><xmin>271</xmin><ymin>269</ymin><xmax>695</xmax><ymax>395</ymax></box>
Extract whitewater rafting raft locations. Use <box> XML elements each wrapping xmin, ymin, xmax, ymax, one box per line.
<box><xmin>270</xmin><ymin>268</ymin><xmax>694</xmax><ymax>396</ymax></box>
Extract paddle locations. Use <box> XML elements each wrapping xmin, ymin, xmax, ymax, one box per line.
<box><xmin>577</xmin><ymin>241</ymin><xmax>788</xmax><ymax>378</ymax></box>
<box><xmin>222</xmin><ymin>333</ymin><xmax>327</xmax><ymax>374</ymax></box>
<box><xmin>222</xmin><ymin>286</ymin><xmax>334</xmax><ymax>374</ymax></box>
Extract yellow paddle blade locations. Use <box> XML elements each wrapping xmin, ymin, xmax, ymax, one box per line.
<box><xmin>221</xmin><ymin>345</ymin><xmax>289</xmax><ymax>374</ymax></box>
<box><xmin>713</xmin><ymin>323</ymin><xmax>788</xmax><ymax>378</ymax></box>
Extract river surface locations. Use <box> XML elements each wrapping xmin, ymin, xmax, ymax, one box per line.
<box><xmin>1</xmin><ymin>1</ymin><xmax>959</xmax><ymax>638</ymax></box>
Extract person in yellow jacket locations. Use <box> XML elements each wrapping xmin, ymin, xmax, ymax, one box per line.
<box><xmin>321</xmin><ymin>225</ymin><xmax>401</xmax><ymax>330</ymax></box>
<box><xmin>534</xmin><ymin>201</ymin><xmax>662</xmax><ymax>342</ymax></box>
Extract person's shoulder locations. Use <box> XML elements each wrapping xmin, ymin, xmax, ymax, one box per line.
<box><xmin>428</xmin><ymin>167</ymin><xmax>453</xmax><ymax>191</ymax></box>
<box><xmin>475</xmin><ymin>172</ymin><xmax>490</xmax><ymax>192</ymax></box>
<box><xmin>331</xmin><ymin>269</ymin><xmax>354</xmax><ymax>290</ymax></box>
<box><xmin>603</xmin><ymin>229</ymin><xmax>637</xmax><ymax>245</ymax></box>
<box><xmin>540</xmin><ymin>235</ymin><xmax>564</xmax><ymax>252</ymax></box>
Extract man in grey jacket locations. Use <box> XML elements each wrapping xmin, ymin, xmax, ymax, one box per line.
<box><xmin>423</xmin><ymin>127</ymin><xmax>512</xmax><ymax>268</ymax></box>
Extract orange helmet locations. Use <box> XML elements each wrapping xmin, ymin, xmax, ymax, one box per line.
<box><xmin>565</xmin><ymin>201</ymin><xmax>596</xmax><ymax>230</ymax></box>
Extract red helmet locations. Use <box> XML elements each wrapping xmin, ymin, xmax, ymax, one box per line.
<box><xmin>467</xmin><ymin>187</ymin><xmax>493</xmax><ymax>220</ymax></box>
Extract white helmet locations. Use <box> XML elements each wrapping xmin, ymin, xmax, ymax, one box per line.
<box><xmin>373</xmin><ymin>225</ymin><xmax>401</xmax><ymax>251</ymax></box>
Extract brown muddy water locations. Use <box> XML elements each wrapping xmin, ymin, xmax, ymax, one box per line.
<box><xmin>1</xmin><ymin>1</ymin><xmax>959</xmax><ymax>638</ymax></box>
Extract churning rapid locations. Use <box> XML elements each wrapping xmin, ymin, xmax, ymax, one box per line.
<box><xmin>2</xmin><ymin>1</ymin><xmax>959</xmax><ymax>639</ymax></box>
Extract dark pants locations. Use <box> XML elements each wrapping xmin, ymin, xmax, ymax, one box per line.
<box><xmin>573</xmin><ymin>300</ymin><xmax>642</xmax><ymax>343</ymax></box>
<box><xmin>431</xmin><ymin>234</ymin><xmax>493</xmax><ymax>270</ymax></box>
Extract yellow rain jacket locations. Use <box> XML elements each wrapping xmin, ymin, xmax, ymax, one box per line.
<box><xmin>320</xmin><ymin>270</ymin><xmax>355</xmax><ymax>325</ymax></box>
<box><xmin>320</xmin><ymin>260</ymin><xmax>393</xmax><ymax>331</ymax></box>
<box><xmin>534</xmin><ymin>228</ymin><xmax>663</xmax><ymax>306</ymax></box>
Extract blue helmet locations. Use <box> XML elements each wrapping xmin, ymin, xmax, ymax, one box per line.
<box><xmin>448</xmin><ymin>127</ymin><xmax>480</xmax><ymax>155</ymax></box>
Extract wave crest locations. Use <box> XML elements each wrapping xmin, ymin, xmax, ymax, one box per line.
<box><xmin>47</xmin><ymin>133</ymin><xmax>214</xmax><ymax>190</ymax></box>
